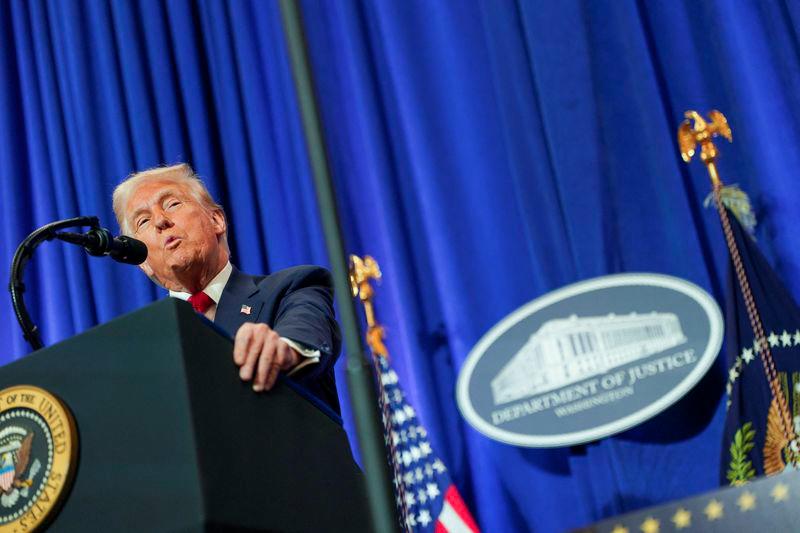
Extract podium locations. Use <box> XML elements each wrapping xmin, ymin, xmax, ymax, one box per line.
<box><xmin>0</xmin><ymin>298</ymin><xmax>370</xmax><ymax>532</ymax></box>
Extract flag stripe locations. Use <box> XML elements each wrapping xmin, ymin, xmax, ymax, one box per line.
<box><xmin>437</xmin><ymin>500</ymin><xmax>477</xmax><ymax>533</ymax></box>
<box><xmin>442</xmin><ymin>485</ymin><xmax>479</xmax><ymax>532</ymax></box>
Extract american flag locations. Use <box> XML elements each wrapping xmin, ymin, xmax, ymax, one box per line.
<box><xmin>375</xmin><ymin>355</ymin><xmax>480</xmax><ymax>533</ymax></box>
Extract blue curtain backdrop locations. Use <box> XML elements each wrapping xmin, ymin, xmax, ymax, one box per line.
<box><xmin>2</xmin><ymin>1</ymin><xmax>800</xmax><ymax>531</ymax></box>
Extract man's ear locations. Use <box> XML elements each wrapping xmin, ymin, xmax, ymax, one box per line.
<box><xmin>211</xmin><ymin>209</ymin><xmax>226</xmax><ymax>238</ymax></box>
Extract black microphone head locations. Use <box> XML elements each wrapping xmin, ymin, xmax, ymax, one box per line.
<box><xmin>111</xmin><ymin>236</ymin><xmax>148</xmax><ymax>265</ymax></box>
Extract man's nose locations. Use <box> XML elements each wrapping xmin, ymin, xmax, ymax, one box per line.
<box><xmin>154</xmin><ymin>211</ymin><xmax>173</xmax><ymax>230</ymax></box>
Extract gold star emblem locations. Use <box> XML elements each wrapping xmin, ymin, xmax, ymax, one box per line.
<box><xmin>704</xmin><ymin>499</ymin><xmax>724</xmax><ymax>520</ymax></box>
<box><xmin>737</xmin><ymin>491</ymin><xmax>756</xmax><ymax>511</ymax></box>
<box><xmin>771</xmin><ymin>483</ymin><xmax>789</xmax><ymax>502</ymax></box>
<box><xmin>640</xmin><ymin>516</ymin><xmax>659</xmax><ymax>533</ymax></box>
<box><xmin>671</xmin><ymin>508</ymin><xmax>691</xmax><ymax>529</ymax></box>
<box><xmin>611</xmin><ymin>525</ymin><xmax>629</xmax><ymax>533</ymax></box>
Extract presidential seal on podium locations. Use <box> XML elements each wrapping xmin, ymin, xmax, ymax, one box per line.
<box><xmin>0</xmin><ymin>385</ymin><xmax>77</xmax><ymax>532</ymax></box>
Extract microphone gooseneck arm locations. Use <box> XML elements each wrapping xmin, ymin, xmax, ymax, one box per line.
<box><xmin>9</xmin><ymin>216</ymin><xmax>100</xmax><ymax>351</ymax></box>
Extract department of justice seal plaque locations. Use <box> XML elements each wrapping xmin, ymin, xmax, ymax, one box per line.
<box><xmin>457</xmin><ymin>273</ymin><xmax>723</xmax><ymax>447</ymax></box>
<box><xmin>0</xmin><ymin>386</ymin><xmax>77</xmax><ymax>532</ymax></box>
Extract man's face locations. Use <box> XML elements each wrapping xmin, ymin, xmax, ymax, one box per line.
<box><xmin>125</xmin><ymin>178</ymin><xmax>227</xmax><ymax>290</ymax></box>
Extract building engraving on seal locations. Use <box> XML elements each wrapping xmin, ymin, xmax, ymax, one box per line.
<box><xmin>492</xmin><ymin>312</ymin><xmax>688</xmax><ymax>405</ymax></box>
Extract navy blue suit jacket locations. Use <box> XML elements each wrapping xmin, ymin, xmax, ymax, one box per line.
<box><xmin>214</xmin><ymin>265</ymin><xmax>342</xmax><ymax>414</ymax></box>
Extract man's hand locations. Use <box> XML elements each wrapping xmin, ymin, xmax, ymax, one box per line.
<box><xmin>233</xmin><ymin>322</ymin><xmax>300</xmax><ymax>392</ymax></box>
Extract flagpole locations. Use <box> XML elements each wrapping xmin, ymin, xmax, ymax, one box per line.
<box><xmin>278</xmin><ymin>3</ymin><xmax>400</xmax><ymax>531</ymax></box>
<box><xmin>350</xmin><ymin>255</ymin><xmax>482</xmax><ymax>532</ymax></box>
<box><xmin>350</xmin><ymin>255</ymin><xmax>411</xmax><ymax>530</ymax></box>
<box><xmin>678</xmin><ymin>110</ymin><xmax>798</xmax><ymax>464</ymax></box>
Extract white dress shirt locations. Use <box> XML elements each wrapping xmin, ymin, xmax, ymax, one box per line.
<box><xmin>169</xmin><ymin>262</ymin><xmax>320</xmax><ymax>374</ymax></box>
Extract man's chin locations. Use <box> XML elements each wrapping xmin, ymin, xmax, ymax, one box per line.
<box><xmin>165</xmin><ymin>263</ymin><xmax>202</xmax><ymax>284</ymax></box>
<box><xmin>151</xmin><ymin>258</ymin><xmax>198</xmax><ymax>285</ymax></box>
<box><xmin>168</xmin><ymin>261</ymin><xmax>194</xmax><ymax>273</ymax></box>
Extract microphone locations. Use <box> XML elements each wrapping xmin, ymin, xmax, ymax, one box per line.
<box><xmin>56</xmin><ymin>227</ymin><xmax>148</xmax><ymax>265</ymax></box>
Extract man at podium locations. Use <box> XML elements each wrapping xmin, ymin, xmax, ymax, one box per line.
<box><xmin>111</xmin><ymin>163</ymin><xmax>342</xmax><ymax>412</ymax></box>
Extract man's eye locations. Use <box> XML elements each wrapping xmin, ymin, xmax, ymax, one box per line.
<box><xmin>166</xmin><ymin>200</ymin><xmax>181</xmax><ymax>210</ymax></box>
<box><xmin>136</xmin><ymin>218</ymin><xmax>149</xmax><ymax>229</ymax></box>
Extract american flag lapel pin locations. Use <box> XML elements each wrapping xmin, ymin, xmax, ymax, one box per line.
<box><xmin>240</xmin><ymin>304</ymin><xmax>252</xmax><ymax>315</ymax></box>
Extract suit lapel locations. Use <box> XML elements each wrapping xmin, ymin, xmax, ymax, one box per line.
<box><xmin>215</xmin><ymin>268</ymin><xmax>265</xmax><ymax>337</ymax></box>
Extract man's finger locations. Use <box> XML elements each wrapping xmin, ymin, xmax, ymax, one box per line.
<box><xmin>254</xmin><ymin>335</ymin><xmax>279</xmax><ymax>391</ymax></box>
<box><xmin>263</xmin><ymin>343</ymin><xmax>295</xmax><ymax>390</ymax></box>
<box><xmin>233</xmin><ymin>323</ymin><xmax>254</xmax><ymax>366</ymax></box>
<box><xmin>240</xmin><ymin>327</ymin><xmax>266</xmax><ymax>381</ymax></box>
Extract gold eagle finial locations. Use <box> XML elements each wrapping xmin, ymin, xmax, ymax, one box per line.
<box><xmin>349</xmin><ymin>255</ymin><xmax>381</xmax><ymax>297</ymax></box>
<box><xmin>349</xmin><ymin>255</ymin><xmax>388</xmax><ymax>357</ymax></box>
<box><xmin>678</xmin><ymin>110</ymin><xmax>732</xmax><ymax>170</ymax></box>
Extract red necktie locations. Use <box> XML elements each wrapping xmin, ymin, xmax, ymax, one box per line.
<box><xmin>188</xmin><ymin>291</ymin><xmax>214</xmax><ymax>314</ymax></box>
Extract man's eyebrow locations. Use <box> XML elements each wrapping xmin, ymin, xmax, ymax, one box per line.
<box><xmin>129</xmin><ymin>189</ymin><xmax>181</xmax><ymax>222</ymax></box>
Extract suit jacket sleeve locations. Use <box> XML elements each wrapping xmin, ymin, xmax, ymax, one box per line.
<box><xmin>269</xmin><ymin>266</ymin><xmax>342</xmax><ymax>384</ymax></box>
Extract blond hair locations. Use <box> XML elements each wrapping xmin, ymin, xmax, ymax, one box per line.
<box><xmin>112</xmin><ymin>163</ymin><xmax>229</xmax><ymax>251</ymax></box>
